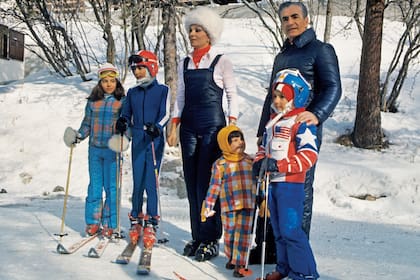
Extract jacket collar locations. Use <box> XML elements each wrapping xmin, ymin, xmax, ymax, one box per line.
<box><xmin>283</xmin><ymin>27</ymin><xmax>316</xmax><ymax>49</ymax></box>
<box><xmin>136</xmin><ymin>77</ymin><xmax>157</xmax><ymax>89</ymax></box>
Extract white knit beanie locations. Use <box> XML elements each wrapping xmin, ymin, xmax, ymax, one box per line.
<box><xmin>98</xmin><ymin>62</ymin><xmax>119</xmax><ymax>78</ymax></box>
<box><xmin>184</xmin><ymin>6</ymin><xmax>223</xmax><ymax>45</ymax></box>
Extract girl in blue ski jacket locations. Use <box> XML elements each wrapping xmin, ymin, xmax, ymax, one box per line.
<box><xmin>63</xmin><ymin>63</ymin><xmax>125</xmax><ymax>237</ymax></box>
<box><xmin>115</xmin><ymin>50</ymin><xmax>170</xmax><ymax>245</ymax></box>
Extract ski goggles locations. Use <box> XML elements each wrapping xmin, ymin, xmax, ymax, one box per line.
<box><xmin>99</xmin><ymin>70</ymin><xmax>118</xmax><ymax>79</ymax></box>
<box><xmin>129</xmin><ymin>55</ymin><xmax>157</xmax><ymax>67</ymax></box>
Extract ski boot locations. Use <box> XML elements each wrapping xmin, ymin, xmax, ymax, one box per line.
<box><xmin>101</xmin><ymin>226</ymin><xmax>114</xmax><ymax>238</ymax></box>
<box><xmin>128</xmin><ymin>213</ymin><xmax>144</xmax><ymax>245</ymax></box>
<box><xmin>85</xmin><ymin>224</ymin><xmax>99</xmax><ymax>236</ymax></box>
<box><xmin>142</xmin><ymin>216</ymin><xmax>158</xmax><ymax>249</ymax></box>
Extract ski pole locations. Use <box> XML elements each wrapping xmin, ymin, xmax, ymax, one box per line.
<box><xmin>56</xmin><ymin>144</ymin><xmax>74</xmax><ymax>241</ymax></box>
<box><xmin>151</xmin><ymin>140</ymin><xmax>169</xmax><ymax>244</ymax></box>
<box><xmin>258</xmin><ymin>132</ymin><xmax>274</xmax><ymax>280</ymax></box>
<box><xmin>260</xmin><ymin>169</ymin><xmax>271</xmax><ymax>280</ymax></box>
<box><xmin>115</xmin><ymin>134</ymin><xmax>124</xmax><ymax>239</ymax></box>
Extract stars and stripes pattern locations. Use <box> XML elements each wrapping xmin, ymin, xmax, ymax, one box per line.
<box><xmin>255</xmin><ymin>113</ymin><xmax>318</xmax><ymax>183</ymax></box>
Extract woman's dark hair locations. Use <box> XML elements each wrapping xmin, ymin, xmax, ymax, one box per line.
<box><xmin>278</xmin><ymin>1</ymin><xmax>308</xmax><ymax>18</ymax></box>
<box><xmin>228</xmin><ymin>130</ymin><xmax>244</xmax><ymax>144</ymax></box>
<box><xmin>87</xmin><ymin>79</ymin><xmax>125</xmax><ymax>101</ymax></box>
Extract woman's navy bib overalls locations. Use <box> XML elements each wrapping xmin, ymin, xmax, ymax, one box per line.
<box><xmin>180</xmin><ymin>55</ymin><xmax>225</xmax><ymax>242</ymax></box>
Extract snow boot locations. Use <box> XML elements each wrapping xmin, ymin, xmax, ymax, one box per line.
<box><xmin>233</xmin><ymin>265</ymin><xmax>246</xmax><ymax>278</ymax></box>
<box><xmin>128</xmin><ymin>213</ymin><xmax>144</xmax><ymax>244</ymax></box>
<box><xmin>85</xmin><ymin>224</ymin><xmax>99</xmax><ymax>236</ymax></box>
<box><xmin>194</xmin><ymin>240</ymin><xmax>219</xmax><ymax>261</ymax></box>
<box><xmin>225</xmin><ymin>260</ymin><xmax>235</xmax><ymax>270</ymax></box>
<box><xmin>256</xmin><ymin>271</ymin><xmax>286</xmax><ymax>280</ymax></box>
<box><xmin>183</xmin><ymin>240</ymin><xmax>200</xmax><ymax>256</ymax></box>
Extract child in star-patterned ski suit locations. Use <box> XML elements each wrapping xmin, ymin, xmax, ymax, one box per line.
<box><xmin>254</xmin><ymin>69</ymin><xmax>319</xmax><ymax>280</ymax></box>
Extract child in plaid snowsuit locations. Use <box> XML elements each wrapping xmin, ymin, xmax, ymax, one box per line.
<box><xmin>202</xmin><ymin>125</ymin><xmax>255</xmax><ymax>278</ymax></box>
<box><xmin>65</xmin><ymin>63</ymin><xmax>125</xmax><ymax>237</ymax></box>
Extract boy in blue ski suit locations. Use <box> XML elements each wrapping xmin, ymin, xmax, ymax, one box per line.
<box><xmin>63</xmin><ymin>63</ymin><xmax>125</xmax><ymax>237</ymax></box>
<box><xmin>116</xmin><ymin>50</ymin><xmax>170</xmax><ymax>246</ymax></box>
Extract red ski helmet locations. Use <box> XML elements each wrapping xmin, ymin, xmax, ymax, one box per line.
<box><xmin>128</xmin><ymin>50</ymin><xmax>158</xmax><ymax>77</ymax></box>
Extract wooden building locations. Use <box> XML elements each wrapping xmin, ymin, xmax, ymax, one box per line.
<box><xmin>0</xmin><ymin>24</ymin><xmax>25</xmax><ymax>84</ymax></box>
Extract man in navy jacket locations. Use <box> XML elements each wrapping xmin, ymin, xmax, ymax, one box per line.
<box><xmin>257</xmin><ymin>1</ymin><xmax>342</xmax><ymax>239</ymax></box>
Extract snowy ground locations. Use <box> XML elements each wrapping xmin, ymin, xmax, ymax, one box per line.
<box><xmin>1</xmin><ymin>10</ymin><xmax>420</xmax><ymax>280</ymax></box>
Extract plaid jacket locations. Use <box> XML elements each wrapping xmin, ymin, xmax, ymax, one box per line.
<box><xmin>78</xmin><ymin>94</ymin><xmax>124</xmax><ymax>148</ymax></box>
<box><xmin>205</xmin><ymin>154</ymin><xmax>256</xmax><ymax>213</ymax></box>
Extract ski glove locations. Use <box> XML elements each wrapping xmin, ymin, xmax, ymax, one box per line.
<box><xmin>266</xmin><ymin>158</ymin><xmax>279</xmax><ymax>173</ymax></box>
<box><xmin>63</xmin><ymin>127</ymin><xmax>81</xmax><ymax>147</ymax></box>
<box><xmin>145</xmin><ymin>123</ymin><xmax>161</xmax><ymax>139</ymax></box>
<box><xmin>116</xmin><ymin>117</ymin><xmax>128</xmax><ymax>135</ymax></box>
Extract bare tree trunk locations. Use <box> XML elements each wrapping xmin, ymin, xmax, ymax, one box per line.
<box><xmin>241</xmin><ymin>0</ymin><xmax>284</xmax><ymax>49</ymax></box>
<box><xmin>14</xmin><ymin>0</ymin><xmax>90</xmax><ymax>80</ymax></box>
<box><xmin>120</xmin><ymin>0</ymin><xmax>131</xmax><ymax>82</ymax></box>
<box><xmin>380</xmin><ymin>2</ymin><xmax>420</xmax><ymax>112</ymax></box>
<box><xmin>353</xmin><ymin>0</ymin><xmax>364</xmax><ymax>39</ymax></box>
<box><xmin>104</xmin><ymin>3</ymin><xmax>115</xmax><ymax>64</ymax></box>
<box><xmin>324</xmin><ymin>0</ymin><xmax>333</xmax><ymax>43</ymax></box>
<box><xmin>131</xmin><ymin>0</ymin><xmax>152</xmax><ymax>51</ymax></box>
<box><xmin>385</xmin><ymin>38</ymin><xmax>418</xmax><ymax>112</ymax></box>
<box><xmin>162</xmin><ymin>1</ymin><xmax>178</xmax><ymax>136</ymax></box>
<box><xmin>88</xmin><ymin>0</ymin><xmax>116</xmax><ymax>64</ymax></box>
<box><xmin>353</xmin><ymin>0</ymin><xmax>385</xmax><ymax>149</ymax></box>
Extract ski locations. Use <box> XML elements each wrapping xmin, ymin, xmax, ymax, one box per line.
<box><xmin>136</xmin><ymin>224</ymin><xmax>156</xmax><ymax>275</ymax></box>
<box><xmin>115</xmin><ymin>241</ymin><xmax>138</xmax><ymax>264</ymax></box>
<box><xmin>87</xmin><ymin>236</ymin><xmax>110</xmax><ymax>258</ymax></box>
<box><xmin>137</xmin><ymin>247</ymin><xmax>153</xmax><ymax>275</ymax></box>
<box><xmin>173</xmin><ymin>271</ymin><xmax>187</xmax><ymax>280</ymax></box>
<box><xmin>56</xmin><ymin>234</ymin><xmax>98</xmax><ymax>254</ymax></box>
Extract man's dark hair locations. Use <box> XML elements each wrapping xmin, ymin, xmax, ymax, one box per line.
<box><xmin>228</xmin><ymin>130</ymin><xmax>244</xmax><ymax>144</ymax></box>
<box><xmin>278</xmin><ymin>1</ymin><xmax>308</xmax><ymax>18</ymax></box>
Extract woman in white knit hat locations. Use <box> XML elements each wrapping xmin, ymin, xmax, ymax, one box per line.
<box><xmin>167</xmin><ymin>6</ymin><xmax>238</xmax><ymax>262</ymax></box>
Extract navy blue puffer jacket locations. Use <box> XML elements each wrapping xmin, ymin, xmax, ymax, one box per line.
<box><xmin>257</xmin><ymin>28</ymin><xmax>342</xmax><ymax>138</ymax></box>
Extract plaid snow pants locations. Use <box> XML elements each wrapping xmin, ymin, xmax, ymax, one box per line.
<box><xmin>221</xmin><ymin>208</ymin><xmax>253</xmax><ymax>266</ymax></box>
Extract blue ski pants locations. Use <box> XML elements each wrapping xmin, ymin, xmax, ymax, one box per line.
<box><xmin>130</xmin><ymin>136</ymin><xmax>164</xmax><ymax>219</ymax></box>
<box><xmin>85</xmin><ymin>146</ymin><xmax>118</xmax><ymax>229</ymax></box>
<box><xmin>268</xmin><ymin>181</ymin><xmax>319</xmax><ymax>280</ymax></box>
